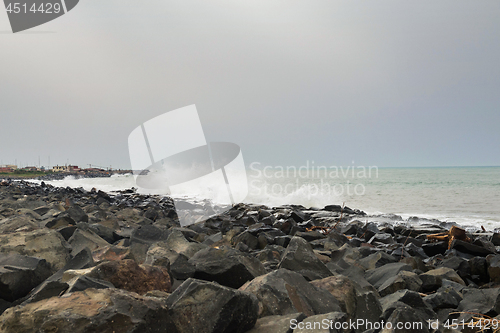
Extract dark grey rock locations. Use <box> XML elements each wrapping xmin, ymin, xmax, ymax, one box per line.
<box><xmin>380</xmin><ymin>289</ymin><xmax>435</xmax><ymax>320</ymax></box>
<box><xmin>358</xmin><ymin>252</ymin><xmax>397</xmax><ymax>270</ymax></box>
<box><xmin>438</xmin><ymin>256</ymin><xmax>471</xmax><ymax>281</ymax></box>
<box><xmin>365</xmin><ymin>263</ymin><xmax>412</xmax><ymax>289</ymax></box>
<box><xmin>240</xmin><ymin>268</ymin><xmax>342</xmax><ymax>318</ymax></box>
<box><xmin>487</xmin><ymin>254</ymin><xmax>500</xmax><ymax>283</ymax></box>
<box><xmin>457</xmin><ymin>287</ymin><xmax>500</xmax><ymax>316</ymax></box>
<box><xmin>66</xmin><ymin>205</ymin><xmax>89</xmax><ymax>223</ymax></box>
<box><xmin>0</xmin><ymin>253</ymin><xmax>52</xmax><ymax>302</ymax></box>
<box><xmin>165</xmin><ymin>278</ymin><xmax>259</xmax><ymax>333</ymax></box>
<box><xmin>188</xmin><ymin>246</ymin><xmax>266</xmax><ymax>288</ymax></box>
<box><xmin>378</xmin><ymin>271</ymin><xmax>423</xmax><ymax>297</ymax></box>
<box><xmin>423</xmin><ymin>287</ymin><xmax>461</xmax><ymax>311</ymax></box>
<box><xmin>449</xmin><ymin>239</ymin><xmax>494</xmax><ymax>257</ymax></box>
<box><xmin>278</xmin><ymin>236</ymin><xmax>333</xmax><ymax>281</ymax></box>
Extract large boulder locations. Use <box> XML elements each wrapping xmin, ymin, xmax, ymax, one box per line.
<box><xmin>378</xmin><ymin>271</ymin><xmax>423</xmax><ymax>297</ymax></box>
<box><xmin>18</xmin><ymin>248</ymin><xmax>96</xmax><ymax>305</ymax></box>
<box><xmin>278</xmin><ymin>236</ymin><xmax>333</xmax><ymax>281</ymax></box>
<box><xmin>0</xmin><ymin>288</ymin><xmax>170</xmax><ymax>332</ymax></box>
<box><xmin>164</xmin><ymin>278</ymin><xmax>259</xmax><ymax>333</ymax></box>
<box><xmin>188</xmin><ymin>246</ymin><xmax>266</xmax><ymax>288</ymax></box>
<box><xmin>240</xmin><ymin>268</ymin><xmax>341</xmax><ymax>318</ymax></box>
<box><xmin>380</xmin><ymin>289</ymin><xmax>435</xmax><ymax>320</ymax></box>
<box><xmin>456</xmin><ymin>288</ymin><xmax>500</xmax><ymax>316</ymax></box>
<box><xmin>0</xmin><ymin>229</ymin><xmax>70</xmax><ymax>272</ymax></box>
<box><xmin>0</xmin><ymin>253</ymin><xmax>52</xmax><ymax>302</ymax></box>
<box><xmin>365</xmin><ymin>263</ymin><xmax>412</xmax><ymax>289</ymax></box>
<box><xmin>310</xmin><ymin>275</ymin><xmax>357</xmax><ymax>316</ymax></box>
<box><xmin>86</xmin><ymin>259</ymin><xmax>172</xmax><ymax>294</ymax></box>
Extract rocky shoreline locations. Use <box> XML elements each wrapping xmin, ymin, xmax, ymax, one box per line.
<box><xmin>1</xmin><ymin>179</ymin><xmax>500</xmax><ymax>332</ymax></box>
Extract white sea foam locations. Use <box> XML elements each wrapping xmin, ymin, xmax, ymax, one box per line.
<box><xmin>28</xmin><ymin>166</ymin><xmax>500</xmax><ymax>230</ymax></box>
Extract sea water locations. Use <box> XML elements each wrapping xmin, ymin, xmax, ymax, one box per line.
<box><xmin>33</xmin><ymin>166</ymin><xmax>500</xmax><ymax>230</ymax></box>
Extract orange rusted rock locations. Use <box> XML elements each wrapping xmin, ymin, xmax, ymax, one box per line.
<box><xmin>88</xmin><ymin>259</ymin><xmax>171</xmax><ymax>294</ymax></box>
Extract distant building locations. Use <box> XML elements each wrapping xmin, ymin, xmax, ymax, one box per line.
<box><xmin>22</xmin><ymin>166</ymin><xmax>39</xmax><ymax>172</ymax></box>
<box><xmin>53</xmin><ymin>165</ymin><xmax>67</xmax><ymax>172</ymax></box>
<box><xmin>53</xmin><ymin>165</ymin><xmax>80</xmax><ymax>173</ymax></box>
<box><xmin>0</xmin><ymin>167</ymin><xmax>13</xmax><ymax>173</ymax></box>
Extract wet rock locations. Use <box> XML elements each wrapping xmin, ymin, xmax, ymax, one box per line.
<box><xmin>165</xmin><ymin>278</ymin><xmax>259</xmax><ymax>333</ymax></box>
<box><xmin>278</xmin><ymin>236</ymin><xmax>333</xmax><ymax>281</ymax></box>
<box><xmin>0</xmin><ymin>253</ymin><xmax>52</xmax><ymax>302</ymax></box>
<box><xmin>246</xmin><ymin>313</ymin><xmax>306</xmax><ymax>333</ymax></box>
<box><xmin>0</xmin><ymin>228</ymin><xmax>70</xmax><ymax>272</ymax></box>
<box><xmin>365</xmin><ymin>263</ymin><xmax>413</xmax><ymax>289</ymax></box>
<box><xmin>240</xmin><ymin>268</ymin><xmax>341</xmax><ymax>317</ymax></box>
<box><xmin>0</xmin><ymin>288</ymin><xmax>170</xmax><ymax>333</ymax></box>
<box><xmin>188</xmin><ymin>246</ymin><xmax>266</xmax><ymax>288</ymax></box>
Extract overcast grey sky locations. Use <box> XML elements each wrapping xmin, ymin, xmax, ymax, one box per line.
<box><xmin>1</xmin><ymin>0</ymin><xmax>499</xmax><ymax>169</ymax></box>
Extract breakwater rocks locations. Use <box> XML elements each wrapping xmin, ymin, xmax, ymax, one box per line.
<box><xmin>1</xmin><ymin>180</ymin><xmax>500</xmax><ymax>332</ymax></box>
